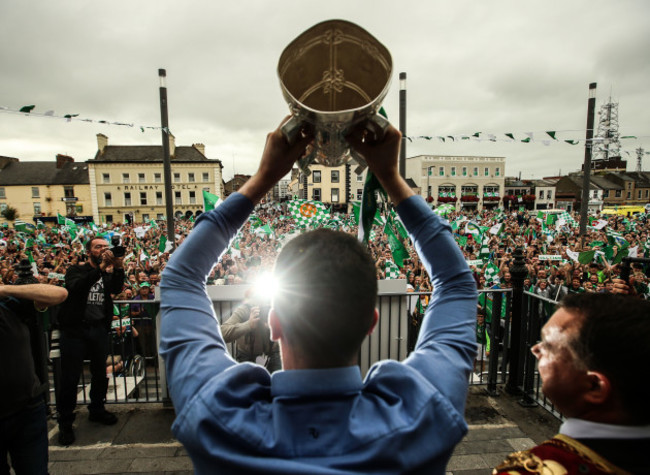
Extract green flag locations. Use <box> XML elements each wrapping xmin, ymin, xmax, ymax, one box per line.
<box><xmin>578</xmin><ymin>250</ymin><xmax>595</xmax><ymax>265</ymax></box>
<box><xmin>203</xmin><ymin>190</ymin><xmax>223</xmax><ymax>211</ymax></box>
<box><xmin>384</xmin><ymin>260</ymin><xmax>400</xmax><ymax>279</ymax></box>
<box><xmin>14</xmin><ymin>220</ymin><xmax>35</xmax><ymax>234</ymax></box>
<box><xmin>384</xmin><ymin>221</ymin><xmax>408</xmax><ymax>268</ymax></box>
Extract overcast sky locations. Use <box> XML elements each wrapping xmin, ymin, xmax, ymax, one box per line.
<box><xmin>1</xmin><ymin>0</ymin><xmax>648</xmax><ymax>182</ymax></box>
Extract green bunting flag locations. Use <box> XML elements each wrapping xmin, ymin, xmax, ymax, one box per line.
<box><xmin>20</xmin><ymin>105</ymin><xmax>36</xmax><ymax>113</ymax></box>
<box><xmin>546</xmin><ymin>131</ymin><xmax>557</xmax><ymax>140</ymax></box>
<box><xmin>203</xmin><ymin>190</ymin><xmax>223</xmax><ymax>211</ymax></box>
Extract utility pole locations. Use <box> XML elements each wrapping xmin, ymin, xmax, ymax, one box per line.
<box><xmin>579</xmin><ymin>82</ymin><xmax>597</xmax><ymax>248</ymax></box>
<box><xmin>399</xmin><ymin>72</ymin><xmax>407</xmax><ymax>179</ymax></box>
<box><xmin>159</xmin><ymin>69</ymin><xmax>175</xmax><ymax>252</ymax></box>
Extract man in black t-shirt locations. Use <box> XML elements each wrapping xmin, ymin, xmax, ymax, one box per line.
<box><xmin>56</xmin><ymin>237</ymin><xmax>125</xmax><ymax>446</ymax></box>
<box><xmin>0</xmin><ymin>283</ymin><xmax>67</xmax><ymax>474</ymax></box>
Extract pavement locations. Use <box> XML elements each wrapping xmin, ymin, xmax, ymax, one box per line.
<box><xmin>43</xmin><ymin>385</ymin><xmax>561</xmax><ymax>475</ymax></box>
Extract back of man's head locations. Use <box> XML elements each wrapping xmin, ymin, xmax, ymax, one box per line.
<box><xmin>560</xmin><ymin>293</ymin><xmax>650</xmax><ymax>424</ymax></box>
<box><xmin>273</xmin><ymin>229</ymin><xmax>377</xmax><ymax>368</ymax></box>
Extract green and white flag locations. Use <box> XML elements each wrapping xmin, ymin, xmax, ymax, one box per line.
<box><xmin>288</xmin><ymin>200</ymin><xmax>329</xmax><ymax>227</ymax></box>
<box><xmin>384</xmin><ymin>260</ymin><xmax>400</xmax><ymax>279</ymax></box>
<box><xmin>14</xmin><ymin>220</ymin><xmax>35</xmax><ymax>234</ymax></box>
<box><xmin>478</xmin><ymin>237</ymin><xmax>491</xmax><ymax>261</ymax></box>
<box><xmin>203</xmin><ymin>190</ymin><xmax>223</xmax><ymax>211</ymax></box>
<box><xmin>484</xmin><ymin>262</ymin><xmax>501</xmax><ymax>286</ymax></box>
<box><xmin>384</xmin><ymin>221</ymin><xmax>409</xmax><ymax>268</ymax></box>
<box><xmin>57</xmin><ymin>213</ymin><xmax>77</xmax><ymax>229</ymax></box>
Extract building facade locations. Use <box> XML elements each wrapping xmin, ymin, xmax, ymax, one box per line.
<box><xmin>0</xmin><ymin>154</ymin><xmax>92</xmax><ymax>224</ymax></box>
<box><xmin>87</xmin><ymin>134</ymin><xmax>223</xmax><ymax>224</ymax></box>
<box><xmin>405</xmin><ymin>155</ymin><xmax>506</xmax><ymax>211</ymax></box>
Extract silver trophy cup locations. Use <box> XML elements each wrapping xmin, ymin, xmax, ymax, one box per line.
<box><xmin>278</xmin><ymin>19</ymin><xmax>392</xmax><ymax>175</ymax></box>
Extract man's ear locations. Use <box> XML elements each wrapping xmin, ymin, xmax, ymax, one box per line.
<box><xmin>367</xmin><ymin>308</ymin><xmax>379</xmax><ymax>335</ymax></box>
<box><xmin>268</xmin><ymin>308</ymin><xmax>282</xmax><ymax>342</ymax></box>
<box><xmin>584</xmin><ymin>370</ymin><xmax>612</xmax><ymax>405</ymax></box>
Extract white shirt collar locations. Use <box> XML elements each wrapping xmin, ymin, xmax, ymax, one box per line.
<box><xmin>560</xmin><ymin>418</ymin><xmax>650</xmax><ymax>439</ymax></box>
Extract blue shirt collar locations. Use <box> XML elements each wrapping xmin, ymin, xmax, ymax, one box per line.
<box><xmin>271</xmin><ymin>366</ymin><xmax>363</xmax><ymax>398</ymax></box>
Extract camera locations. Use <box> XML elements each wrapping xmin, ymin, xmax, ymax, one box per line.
<box><xmin>111</xmin><ymin>235</ymin><xmax>126</xmax><ymax>258</ymax></box>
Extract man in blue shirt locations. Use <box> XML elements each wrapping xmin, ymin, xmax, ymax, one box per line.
<box><xmin>160</xmin><ymin>118</ymin><xmax>477</xmax><ymax>474</ymax></box>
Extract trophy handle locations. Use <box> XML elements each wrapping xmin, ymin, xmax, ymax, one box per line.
<box><xmin>366</xmin><ymin>113</ymin><xmax>390</xmax><ymax>142</ymax></box>
<box><xmin>281</xmin><ymin>115</ymin><xmax>304</xmax><ymax>145</ymax></box>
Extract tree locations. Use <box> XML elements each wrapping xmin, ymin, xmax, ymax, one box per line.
<box><xmin>1</xmin><ymin>205</ymin><xmax>18</xmax><ymax>222</ymax></box>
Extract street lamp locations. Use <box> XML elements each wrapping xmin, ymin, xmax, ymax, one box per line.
<box><xmin>159</xmin><ymin>68</ymin><xmax>175</xmax><ymax>252</ymax></box>
<box><xmin>426</xmin><ymin>165</ymin><xmax>434</xmax><ymax>201</ymax></box>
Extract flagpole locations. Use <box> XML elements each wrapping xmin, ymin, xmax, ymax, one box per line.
<box><xmin>579</xmin><ymin>82</ymin><xmax>597</xmax><ymax>249</ymax></box>
<box><xmin>159</xmin><ymin>69</ymin><xmax>176</xmax><ymax>252</ymax></box>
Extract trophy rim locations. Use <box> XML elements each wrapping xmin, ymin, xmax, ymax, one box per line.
<box><xmin>277</xmin><ymin>19</ymin><xmax>393</xmax><ymax>119</ymax></box>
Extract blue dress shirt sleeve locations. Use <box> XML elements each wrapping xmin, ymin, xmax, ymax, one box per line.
<box><xmin>397</xmin><ymin>195</ymin><xmax>478</xmax><ymax>413</ymax></box>
<box><xmin>159</xmin><ymin>193</ymin><xmax>257</xmax><ymax>410</ymax></box>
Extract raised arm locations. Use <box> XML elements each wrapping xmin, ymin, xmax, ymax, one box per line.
<box><xmin>0</xmin><ymin>283</ymin><xmax>68</xmax><ymax>309</ymax></box>
<box><xmin>348</xmin><ymin>123</ymin><xmax>478</xmax><ymax>412</ymax></box>
<box><xmin>160</xmin><ymin>118</ymin><xmax>312</xmax><ymax>410</ymax></box>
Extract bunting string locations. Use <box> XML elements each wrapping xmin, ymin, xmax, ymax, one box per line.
<box><xmin>2</xmin><ymin>104</ymin><xmax>648</xmax><ymax>156</ymax></box>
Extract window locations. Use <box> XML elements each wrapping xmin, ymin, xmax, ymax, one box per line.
<box><xmin>603</xmin><ymin>190</ymin><xmax>609</xmax><ymax>198</ymax></box>
<box><xmin>142</xmin><ymin>213</ymin><xmax>150</xmax><ymax>221</ymax></box>
<box><xmin>175</xmin><ymin>191</ymin><xmax>182</xmax><ymax>205</ymax></box>
<box><xmin>627</xmin><ymin>191</ymin><xmax>631</xmax><ymax>199</ymax></box>
<box><xmin>104</xmin><ymin>192</ymin><xmax>112</xmax><ymax>206</ymax></box>
<box><xmin>75</xmin><ymin>205</ymin><xmax>83</xmax><ymax>214</ymax></box>
<box><xmin>0</xmin><ymin>203</ymin><xmax>6</xmax><ymax>212</ymax></box>
<box><xmin>539</xmin><ymin>190</ymin><xmax>544</xmax><ymax>199</ymax></box>
<box><xmin>140</xmin><ymin>192</ymin><xmax>147</xmax><ymax>205</ymax></box>
<box><xmin>473</xmin><ymin>167</ymin><xmax>478</xmax><ymax>176</ymax></box>
<box><xmin>638</xmin><ymin>190</ymin><xmax>642</xmax><ymax>199</ymax></box>
<box><xmin>0</xmin><ymin>187</ymin><xmax>5</xmax><ymax>199</ymax></box>
<box><xmin>32</xmin><ymin>187</ymin><xmax>40</xmax><ymax>198</ymax></box>
<box><xmin>451</xmin><ymin>167</ymin><xmax>456</xmax><ymax>177</ymax></box>
<box><xmin>495</xmin><ymin>167</ymin><xmax>500</xmax><ymax>177</ymax></box>
<box><xmin>484</xmin><ymin>167</ymin><xmax>489</xmax><ymax>177</ymax></box>
<box><xmin>313</xmin><ymin>188</ymin><xmax>321</xmax><ymax>201</ymax></box>
<box><xmin>202</xmin><ymin>172</ymin><xmax>210</xmax><ymax>182</ymax></box>
<box><xmin>462</xmin><ymin>167</ymin><xmax>467</xmax><ymax>177</ymax></box>
<box><xmin>105</xmin><ymin>215</ymin><xmax>113</xmax><ymax>223</ymax></box>
<box><xmin>615</xmin><ymin>190</ymin><xmax>622</xmax><ymax>198</ymax></box>
<box><xmin>593</xmin><ymin>190</ymin><xmax>599</xmax><ymax>199</ymax></box>
<box><xmin>138</xmin><ymin>173</ymin><xmax>145</xmax><ymax>183</ymax></box>
<box><xmin>188</xmin><ymin>173</ymin><xmax>195</xmax><ymax>183</ymax></box>
<box><xmin>124</xmin><ymin>192</ymin><xmax>132</xmax><ymax>206</ymax></box>
<box><xmin>439</xmin><ymin>166</ymin><xmax>444</xmax><ymax>176</ymax></box>
<box><xmin>646</xmin><ymin>190</ymin><xmax>649</xmax><ymax>198</ymax></box>
<box><xmin>356</xmin><ymin>174</ymin><xmax>364</xmax><ymax>182</ymax></box>
<box><xmin>64</xmin><ymin>186</ymin><xmax>74</xmax><ymax>198</ymax></box>
<box><xmin>157</xmin><ymin>214</ymin><xmax>164</xmax><ymax>220</ymax></box>
<box><xmin>189</xmin><ymin>191</ymin><xmax>196</xmax><ymax>204</ymax></box>
<box><xmin>174</xmin><ymin>173</ymin><xmax>181</xmax><ymax>182</ymax></box>
<box><xmin>122</xmin><ymin>173</ymin><xmax>130</xmax><ymax>184</ymax></box>
<box><xmin>313</xmin><ymin>171</ymin><xmax>321</xmax><ymax>183</ymax></box>
<box><xmin>154</xmin><ymin>173</ymin><xmax>162</xmax><ymax>183</ymax></box>
<box><xmin>102</xmin><ymin>173</ymin><xmax>110</xmax><ymax>184</ymax></box>
<box><xmin>547</xmin><ymin>190</ymin><xmax>552</xmax><ymax>199</ymax></box>
<box><xmin>33</xmin><ymin>202</ymin><xmax>41</xmax><ymax>215</ymax></box>
<box><xmin>156</xmin><ymin>191</ymin><xmax>163</xmax><ymax>205</ymax></box>
<box><xmin>356</xmin><ymin>189</ymin><xmax>363</xmax><ymax>200</ymax></box>
<box><xmin>331</xmin><ymin>170</ymin><xmax>339</xmax><ymax>183</ymax></box>
<box><xmin>331</xmin><ymin>188</ymin><xmax>339</xmax><ymax>203</ymax></box>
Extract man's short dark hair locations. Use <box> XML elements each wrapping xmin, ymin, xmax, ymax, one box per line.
<box><xmin>86</xmin><ymin>237</ymin><xmax>103</xmax><ymax>253</ymax></box>
<box><xmin>560</xmin><ymin>293</ymin><xmax>650</xmax><ymax>424</ymax></box>
<box><xmin>273</xmin><ymin>229</ymin><xmax>377</xmax><ymax>368</ymax></box>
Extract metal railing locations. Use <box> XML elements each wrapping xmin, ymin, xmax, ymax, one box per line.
<box><xmin>47</xmin><ymin>289</ymin><xmax>521</xmax><ymax>410</ymax></box>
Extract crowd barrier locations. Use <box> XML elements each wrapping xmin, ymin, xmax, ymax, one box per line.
<box><xmin>44</xmin><ymin>283</ymin><xmax>562</xmax><ymax>421</ymax></box>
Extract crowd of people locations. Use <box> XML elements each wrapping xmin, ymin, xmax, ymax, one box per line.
<box><xmin>0</xmin><ymin>203</ymin><xmax>648</xmax><ymax>301</ymax></box>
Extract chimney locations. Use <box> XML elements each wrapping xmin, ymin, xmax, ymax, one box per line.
<box><xmin>0</xmin><ymin>156</ymin><xmax>19</xmax><ymax>169</ymax></box>
<box><xmin>169</xmin><ymin>133</ymin><xmax>176</xmax><ymax>158</ymax></box>
<box><xmin>97</xmin><ymin>133</ymin><xmax>108</xmax><ymax>154</ymax></box>
<box><xmin>193</xmin><ymin>143</ymin><xmax>205</xmax><ymax>155</ymax></box>
<box><xmin>56</xmin><ymin>154</ymin><xmax>74</xmax><ymax>169</ymax></box>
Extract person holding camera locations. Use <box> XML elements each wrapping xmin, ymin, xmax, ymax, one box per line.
<box><xmin>221</xmin><ymin>292</ymin><xmax>281</xmax><ymax>373</ymax></box>
<box><xmin>56</xmin><ymin>237</ymin><xmax>126</xmax><ymax>446</ymax></box>
<box><xmin>1</xmin><ymin>283</ymin><xmax>68</xmax><ymax>474</ymax></box>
